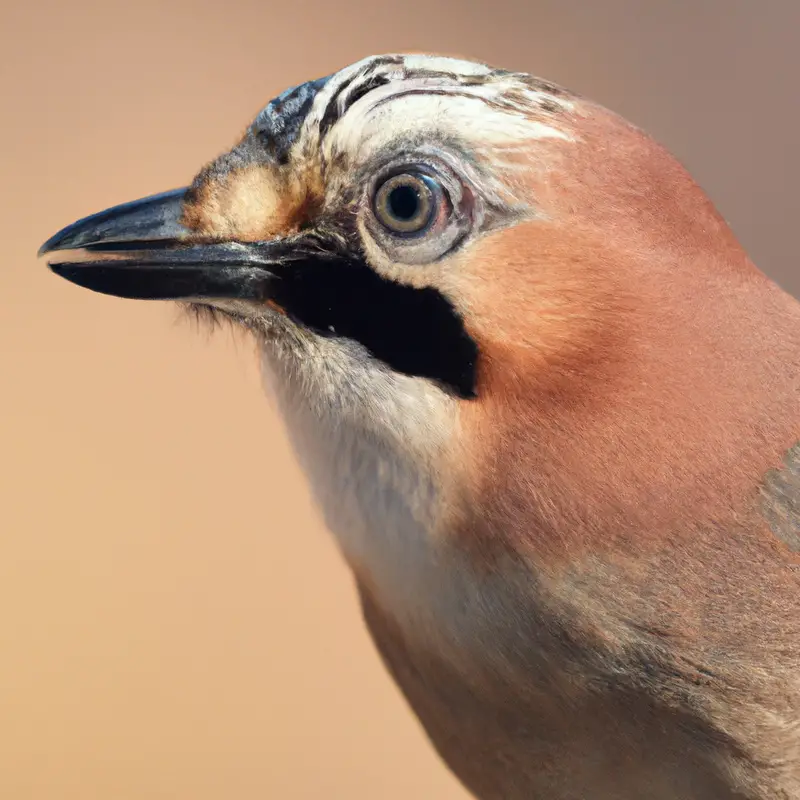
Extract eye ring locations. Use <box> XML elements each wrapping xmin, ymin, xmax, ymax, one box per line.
<box><xmin>372</xmin><ymin>172</ymin><xmax>441</xmax><ymax>235</ymax></box>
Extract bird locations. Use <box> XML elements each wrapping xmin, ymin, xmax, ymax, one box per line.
<box><xmin>39</xmin><ymin>53</ymin><xmax>800</xmax><ymax>799</ymax></box>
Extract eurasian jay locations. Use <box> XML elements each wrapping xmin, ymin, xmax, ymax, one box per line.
<box><xmin>40</xmin><ymin>54</ymin><xmax>800</xmax><ymax>799</ymax></box>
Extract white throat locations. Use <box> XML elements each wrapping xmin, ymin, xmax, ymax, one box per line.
<box><xmin>257</xmin><ymin>324</ymin><xmax>459</xmax><ymax>623</ymax></box>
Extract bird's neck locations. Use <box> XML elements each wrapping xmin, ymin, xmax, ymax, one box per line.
<box><xmin>258</xmin><ymin>330</ymin><xmax>474</xmax><ymax>639</ymax></box>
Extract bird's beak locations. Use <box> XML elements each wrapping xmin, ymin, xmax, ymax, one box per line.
<box><xmin>39</xmin><ymin>188</ymin><xmax>288</xmax><ymax>302</ymax></box>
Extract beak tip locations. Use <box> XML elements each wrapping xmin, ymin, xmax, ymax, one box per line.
<box><xmin>39</xmin><ymin>222</ymin><xmax>90</xmax><ymax>258</ymax></box>
<box><xmin>38</xmin><ymin>233</ymin><xmax>63</xmax><ymax>258</ymax></box>
<box><xmin>36</xmin><ymin>237</ymin><xmax>58</xmax><ymax>258</ymax></box>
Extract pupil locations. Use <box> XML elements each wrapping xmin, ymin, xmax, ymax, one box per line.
<box><xmin>388</xmin><ymin>184</ymin><xmax>421</xmax><ymax>221</ymax></box>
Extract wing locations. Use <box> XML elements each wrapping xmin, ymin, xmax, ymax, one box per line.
<box><xmin>760</xmin><ymin>441</ymin><xmax>800</xmax><ymax>553</ymax></box>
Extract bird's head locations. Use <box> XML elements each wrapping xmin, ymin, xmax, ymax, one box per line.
<box><xmin>41</xmin><ymin>54</ymin><xmax>761</xmax><ymax>568</ymax></box>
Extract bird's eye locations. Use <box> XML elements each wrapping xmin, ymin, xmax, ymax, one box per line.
<box><xmin>373</xmin><ymin>173</ymin><xmax>441</xmax><ymax>235</ymax></box>
<box><xmin>364</xmin><ymin>160</ymin><xmax>469</xmax><ymax>264</ymax></box>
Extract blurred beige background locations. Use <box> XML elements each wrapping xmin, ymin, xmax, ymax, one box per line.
<box><xmin>2</xmin><ymin>1</ymin><xmax>798</xmax><ymax>797</ymax></box>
